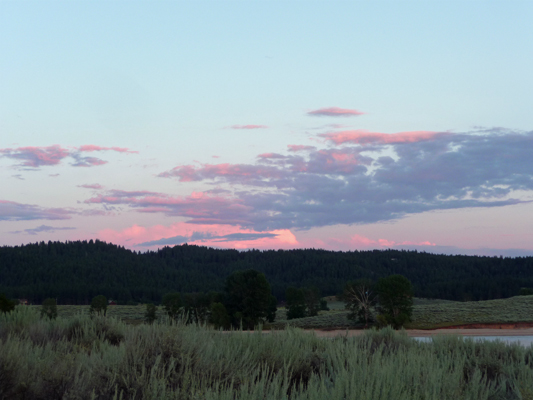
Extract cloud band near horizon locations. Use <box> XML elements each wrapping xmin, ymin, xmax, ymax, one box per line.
<box><xmin>83</xmin><ymin>128</ymin><xmax>533</xmax><ymax>231</ymax></box>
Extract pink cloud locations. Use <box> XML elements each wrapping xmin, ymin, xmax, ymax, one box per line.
<box><xmin>97</xmin><ymin>222</ymin><xmax>298</xmax><ymax>250</ymax></box>
<box><xmin>321</xmin><ymin>130</ymin><xmax>440</xmax><ymax>145</ymax></box>
<box><xmin>303</xmin><ymin>148</ymin><xmax>370</xmax><ymax>174</ymax></box>
<box><xmin>158</xmin><ymin>163</ymin><xmax>284</xmax><ymax>182</ymax></box>
<box><xmin>159</xmin><ymin>147</ymin><xmax>370</xmax><ymax>184</ymax></box>
<box><xmin>0</xmin><ymin>144</ymin><xmax>138</xmax><ymax>169</ymax></box>
<box><xmin>71</xmin><ymin>156</ymin><xmax>108</xmax><ymax>167</ymax></box>
<box><xmin>257</xmin><ymin>153</ymin><xmax>286</xmax><ymax>159</ymax></box>
<box><xmin>84</xmin><ymin>189</ymin><xmax>254</xmax><ymax>226</ymax></box>
<box><xmin>288</xmin><ymin>233</ymin><xmax>437</xmax><ymax>252</ymax></box>
<box><xmin>287</xmin><ymin>145</ymin><xmax>317</xmax><ymax>152</ymax></box>
<box><xmin>0</xmin><ymin>145</ymin><xmax>70</xmax><ymax>167</ymax></box>
<box><xmin>307</xmin><ymin>107</ymin><xmax>365</xmax><ymax>117</ymax></box>
<box><xmin>349</xmin><ymin>235</ymin><xmax>436</xmax><ymax>248</ymax></box>
<box><xmin>77</xmin><ymin>145</ymin><xmax>138</xmax><ymax>153</ymax></box>
<box><xmin>228</xmin><ymin>125</ymin><xmax>268</xmax><ymax>130</ymax></box>
<box><xmin>321</xmin><ymin>234</ymin><xmax>436</xmax><ymax>250</ymax></box>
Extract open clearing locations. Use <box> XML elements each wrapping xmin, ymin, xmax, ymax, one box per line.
<box><xmin>36</xmin><ymin>295</ymin><xmax>533</xmax><ymax>331</ymax></box>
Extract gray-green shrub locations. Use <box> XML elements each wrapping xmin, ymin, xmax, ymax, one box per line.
<box><xmin>1</xmin><ymin>307</ymin><xmax>533</xmax><ymax>399</ymax></box>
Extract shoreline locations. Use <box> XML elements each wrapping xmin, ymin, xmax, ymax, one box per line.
<box><xmin>309</xmin><ymin>327</ymin><xmax>533</xmax><ymax>338</ymax></box>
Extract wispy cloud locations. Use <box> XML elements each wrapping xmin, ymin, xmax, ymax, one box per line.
<box><xmin>287</xmin><ymin>145</ymin><xmax>317</xmax><ymax>152</ymax></box>
<box><xmin>158</xmin><ymin>163</ymin><xmax>285</xmax><ymax>182</ymax></box>
<box><xmin>137</xmin><ymin>231</ymin><xmax>278</xmax><ymax>247</ymax></box>
<box><xmin>78</xmin><ymin>183</ymin><xmax>103</xmax><ymax>189</ymax></box>
<box><xmin>320</xmin><ymin>130</ymin><xmax>440</xmax><ymax>145</ymax></box>
<box><xmin>84</xmin><ymin>190</ymin><xmax>251</xmax><ymax>225</ymax></box>
<box><xmin>70</xmin><ymin>155</ymin><xmax>108</xmax><ymax>167</ymax></box>
<box><xmin>0</xmin><ymin>145</ymin><xmax>70</xmax><ymax>168</ymax></box>
<box><xmin>0</xmin><ymin>200</ymin><xmax>73</xmax><ymax>221</ymax></box>
<box><xmin>227</xmin><ymin>125</ymin><xmax>268</xmax><ymax>129</ymax></box>
<box><xmin>77</xmin><ymin>145</ymin><xmax>138</xmax><ymax>153</ymax></box>
<box><xmin>0</xmin><ymin>144</ymin><xmax>137</xmax><ymax>169</ymax></box>
<box><xmin>9</xmin><ymin>225</ymin><xmax>76</xmax><ymax>235</ymax></box>
<box><xmin>97</xmin><ymin>222</ymin><xmax>297</xmax><ymax>250</ymax></box>
<box><xmin>307</xmin><ymin>107</ymin><xmax>365</xmax><ymax>117</ymax></box>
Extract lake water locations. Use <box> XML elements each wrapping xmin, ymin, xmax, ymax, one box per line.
<box><xmin>414</xmin><ymin>336</ymin><xmax>533</xmax><ymax>347</ymax></box>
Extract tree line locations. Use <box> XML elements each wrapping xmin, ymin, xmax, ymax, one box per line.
<box><xmin>3</xmin><ymin>271</ymin><xmax>418</xmax><ymax>330</ymax></box>
<box><xmin>2</xmin><ymin>240</ymin><xmax>533</xmax><ymax>304</ymax></box>
<box><xmin>2</xmin><ymin>269</ymin><xmax>279</xmax><ymax>330</ymax></box>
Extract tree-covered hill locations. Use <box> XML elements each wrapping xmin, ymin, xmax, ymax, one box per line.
<box><xmin>1</xmin><ymin>240</ymin><xmax>533</xmax><ymax>304</ymax></box>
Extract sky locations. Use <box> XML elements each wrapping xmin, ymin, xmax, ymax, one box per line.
<box><xmin>2</xmin><ymin>1</ymin><xmax>533</xmax><ymax>256</ymax></box>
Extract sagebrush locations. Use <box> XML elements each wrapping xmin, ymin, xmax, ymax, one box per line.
<box><xmin>1</xmin><ymin>307</ymin><xmax>533</xmax><ymax>399</ymax></box>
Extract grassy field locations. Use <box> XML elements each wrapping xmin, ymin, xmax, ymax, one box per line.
<box><xmin>36</xmin><ymin>304</ymin><xmax>168</xmax><ymax>324</ymax></box>
<box><xmin>27</xmin><ymin>295</ymin><xmax>533</xmax><ymax>330</ymax></box>
<box><xmin>273</xmin><ymin>296</ymin><xmax>533</xmax><ymax>330</ymax></box>
<box><xmin>2</xmin><ymin>306</ymin><xmax>533</xmax><ymax>399</ymax></box>
<box><xmin>407</xmin><ymin>295</ymin><xmax>533</xmax><ymax>329</ymax></box>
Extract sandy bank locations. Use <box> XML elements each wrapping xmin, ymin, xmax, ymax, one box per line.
<box><xmin>309</xmin><ymin>327</ymin><xmax>533</xmax><ymax>338</ymax></box>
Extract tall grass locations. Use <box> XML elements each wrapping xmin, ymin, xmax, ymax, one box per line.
<box><xmin>1</xmin><ymin>307</ymin><xmax>533</xmax><ymax>399</ymax></box>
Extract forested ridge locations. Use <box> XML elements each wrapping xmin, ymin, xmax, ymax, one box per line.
<box><xmin>1</xmin><ymin>240</ymin><xmax>533</xmax><ymax>304</ymax></box>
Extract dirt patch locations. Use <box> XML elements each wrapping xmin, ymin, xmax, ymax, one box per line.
<box><xmin>439</xmin><ymin>322</ymin><xmax>533</xmax><ymax>329</ymax></box>
<box><xmin>306</xmin><ymin>326</ymin><xmax>533</xmax><ymax>338</ymax></box>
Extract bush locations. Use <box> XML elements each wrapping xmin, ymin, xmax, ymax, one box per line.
<box><xmin>89</xmin><ymin>295</ymin><xmax>108</xmax><ymax>316</ymax></box>
<box><xmin>210</xmin><ymin>302</ymin><xmax>230</xmax><ymax>329</ymax></box>
<box><xmin>0</xmin><ymin>293</ymin><xmax>17</xmax><ymax>314</ymax></box>
<box><xmin>286</xmin><ymin>287</ymin><xmax>306</xmax><ymax>320</ymax></box>
<box><xmin>376</xmin><ymin>275</ymin><xmax>414</xmax><ymax>329</ymax></box>
<box><xmin>519</xmin><ymin>287</ymin><xmax>533</xmax><ymax>296</ymax></box>
<box><xmin>40</xmin><ymin>298</ymin><xmax>58</xmax><ymax>320</ymax></box>
<box><xmin>344</xmin><ymin>279</ymin><xmax>376</xmax><ymax>327</ymax></box>
<box><xmin>144</xmin><ymin>303</ymin><xmax>157</xmax><ymax>324</ymax></box>
<box><xmin>162</xmin><ymin>292</ymin><xmax>182</xmax><ymax>320</ymax></box>
<box><xmin>0</xmin><ymin>313</ymin><xmax>531</xmax><ymax>399</ymax></box>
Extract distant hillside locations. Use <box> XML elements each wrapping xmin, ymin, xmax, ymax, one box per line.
<box><xmin>1</xmin><ymin>240</ymin><xmax>533</xmax><ymax>304</ymax></box>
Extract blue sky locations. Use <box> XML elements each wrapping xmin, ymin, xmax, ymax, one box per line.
<box><xmin>2</xmin><ymin>1</ymin><xmax>533</xmax><ymax>256</ymax></box>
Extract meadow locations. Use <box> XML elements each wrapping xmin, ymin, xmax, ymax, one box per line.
<box><xmin>272</xmin><ymin>296</ymin><xmax>533</xmax><ymax>330</ymax></box>
<box><xmin>31</xmin><ymin>295</ymin><xmax>533</xmax><ymax>331</ymax></box>
<box><xmin>2</xmin><ymin>306</ymin><xmax>533</xmax><ymax>399</ymax></box>
<box><xmin>408</xmin><ymin>296</ymin><xmax>533</xmax><ymax>329</ymax></box>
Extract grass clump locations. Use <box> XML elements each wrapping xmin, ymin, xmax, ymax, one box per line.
<box><xmin>2</xmin><ymin>307</ymin><xmax>533</xmax><ymax>399</ymax></box>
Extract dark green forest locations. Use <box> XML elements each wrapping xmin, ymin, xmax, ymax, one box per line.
<box><xmin>1</xmin><ymin>240</ymin><xmax>533</xmax><ymax>304</ymax></box>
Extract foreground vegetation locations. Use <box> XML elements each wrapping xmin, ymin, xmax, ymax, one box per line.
<box><xmin>1</xmin><ymin>307</ymin><xmax>533</xmax><ymax>399</ymax></box>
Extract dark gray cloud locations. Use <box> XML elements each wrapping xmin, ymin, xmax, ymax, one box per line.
<box><xmin>137</xmin><ymin>233</ymin><xmax>208</xmax><ymax>247</ymax></box>
<box><xmin>10</xmin><ymin>225</ymin><xmax>76</xmax><ymax>235</ymax></box>
<box><xmin>92</xmin><ymin>128</ymin><xmax>533</xmax><ymax>231</ymax></box>
<box><xmin>215</xmin><ymin>232</ymin><xmax>278</xmax><ymax>241</ymax></box>
<box><xmin>137</xmin><ymin>231</ymin><xmax>278</xmax><ymax>247</ymax></box>
<box><xmin>0</xmin><ymin>200</ymin><xmax>73</xmax><ymax>221</ymax></box>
